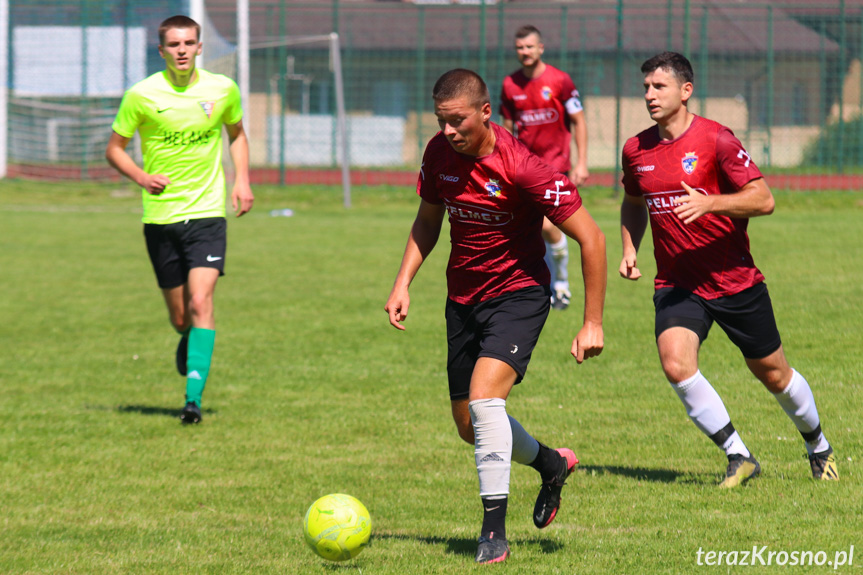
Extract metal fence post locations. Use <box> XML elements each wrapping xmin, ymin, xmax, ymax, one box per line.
<box><xmin>766</xmin><ymin>5</ymin><xmax>774</xmax><ymax>167</ymax></box>
<box><xmin>331</xmin><ymin>31</ymin><xmax>350</xmax><ymax>207</ymax></box>
<box><xmin>667</xmin><ymin>0</ymin><xmax>673</xmax><ymax>51</ymax></box>
<box><xmin>496</xmin><ymin>0</ymin><xmax>505</xmax><ymax>113</ymax></box>
<box><xmin>416</xmin><ymin>6</ymin><xmax>425</xmax><ymax>164</ymax></box>
<box><xmin>461</xmin><ymin>15</ymin><xmax>470</xmax><ymax>69</ymax></box>
<box><xmin>80</xmin><ymin>0</ymin><xmax>88</xmax><ymax>178</ymax></box>
<box><xmin>560</xmin><ymin>5</ymin><xmax>569</xmax><ymax>73</ymax></box>
<box><xmin>838</xmin><ymin>0</ymin><xmax>846</xmax><ymax>173</ymax></box>
<box><xmin>331</xmin><ymin>0</ymin><xmax>339</xmax><ymax>169</ymax></box>
<box><xmin>819</xmin><ymin>19</ymin><xmax>827</xmax><ymax>167</ymax></box>
<box><xmin>0</xmin><ymin>0</ymin><xmax>7</xmax><ymax>179</ymax></box>
<box><xmin>278</xmin><ymin>0</ymin><xmax>286</xmax><ymax>185</ymax></box>
<box><xmin>683</xmin><ymin>0</ymin><xmax>691</xmax><ymax>58</ymax></box>
<box><xmin>613</xmin><ymin>0</ymin><xmax>623</xmax><ymax>194</ymax></box>
<box><xmin>265</xmin><ymin>5</ymin><xmax>274</xmax><ymax>179</ymax></box>
<box><xmin>858</xmin><ymin>12</ymin><xmax>863</xmax><ymax>166</ymax></box>
<box><xmin>479</xmin><ymin>0</ymin><xmax>487</xmax><ymax>80</ymax></box>
<box><xmin>578</xmin><ymin>18</ymin><xmax>587</xmax><ymax>91</ymax></box>
<box><xmin>122</xmin><ymin>0</ymin><xmax>129</xmax><ymax>92</ymax></box>
<box><xmin>699</xmin><ymin>6</ymin><xmax>708</xmax><ymax>118</ymax></box>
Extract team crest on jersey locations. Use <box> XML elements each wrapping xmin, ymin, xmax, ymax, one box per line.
<box><xmin>541</xmin><ymin>86</ymin><xmax>553</xmax><ymax>101</ymax></box>
<box><xmin>682</xmin><ymin>152</ymin><xmax>698</xmax><ymax>174</ymax></box>
<box><xmin>485</xmin><ymin>179</ymin><xmax>502</xmax><ymax>197</ymax></box>
<box><xmin>199</xmin><ymin>101</ymin><xmax>215</xmax><ymax>119</ymax></box>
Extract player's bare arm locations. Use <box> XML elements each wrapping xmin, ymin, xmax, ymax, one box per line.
<box><xmin>569</xmin><ymin>110</ymin><xmax>589</xmax><ymax>186</ymax></box>
<box><xmin>619</xmin><ymin>194</ymin><xmax>648</xmax><ymax>280</ymax></box>
<box><xmin>674</xmin><ymin>178</ymin><xmax>774</xmax><ymax>224</ymax></box>
<box><xmin>225</xmin><ymin>120</ymin><xmax>254</xmax><ymax>217</ymax></box>
<box><xmin>557</xmin><ymin>207</ymin><xmax>606</xmax><ymax>363</ymax></box>
<box><xmin>501</xmin><ymin>118</ymin><xmax>514</xmax><ymax>134</ymax></box>
<box><xmin>385</xmin><ymin>200</ymin><xmax>446</xmax><ymax>331</ymax></box>
<box><xmin>105</xmin><ymin>132</ymin><xmax>171</xmax><ymax>195</ymax></box>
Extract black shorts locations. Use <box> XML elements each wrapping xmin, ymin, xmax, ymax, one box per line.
<box><xmin>653</xmin><ymin>282</ymin><xmax>782</xmax><ymax>359</ymax></box>
<box><xmin>144</xmin><ymin>217</ymin><xmax>227</xmax><ymax>289</ymax></box>
<box><xmin>445</xmin><ymin>285</ymin><xmax>551</xmax><ymax>400</ymax></box>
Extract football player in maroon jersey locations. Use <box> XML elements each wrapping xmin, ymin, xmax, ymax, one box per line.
<box><xmin>386</xmin><ymin>69</ymin><xmax>606</xmax><ymax>563</ymax></box>
<box><xmin>620</xmin><ymin>51</ymin><xmax>837</xmax><ymax>487</ymax></box>
<box><xmin>500</xmin><ymin>25</ymin><xmax>590</xmax><ymax>311</ymax></box>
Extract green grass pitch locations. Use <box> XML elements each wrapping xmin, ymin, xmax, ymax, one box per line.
<box><xmin>0</xmin><ymin>180</ymin><xmax>860</xmax><ymax>574</ymax></box>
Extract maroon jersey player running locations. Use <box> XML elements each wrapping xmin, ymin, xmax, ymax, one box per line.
<box><xmin>386</xmin><ymin>69</ymin><xmax>606</xmax><ymax>564</ymax></box>
<box><xmin>500</xmin><ymin>25</ymin><xmax>589</xmax><ymax>311</ymax></box>
<box><xmin>620</xmin><ymin>52</ymin><xmax>838</xmax><ymax>487</ymax></box>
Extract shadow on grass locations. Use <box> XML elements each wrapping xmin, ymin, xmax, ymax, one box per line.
<box><xmin>319</xmin><ymin>562</ymin><xmax>367</xmax><ymax>572</ymax></box>
<box><xmin>375</xmin><ymin>533</ymin><xmax>563</xmax><ymax>556</ymax></box>
<box><xmin>116</xmin><ymin>404</ymin><xmax>183</xmax><ymax>417</ymax></box>
<box><xmin>85</xmin><ymin>404</ymin><xmax>216</xmax><ymax>419</ymax></box>
<box><xmin>578</xmin><ymin>464</ymin><xmax>689</xmax><ymax>483</ymax></box>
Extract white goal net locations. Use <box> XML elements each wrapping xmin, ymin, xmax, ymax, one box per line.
<box><xmin>2</xmin><ymin>0</ymin><xmax>351</xmax><ymax>204</ymax></box>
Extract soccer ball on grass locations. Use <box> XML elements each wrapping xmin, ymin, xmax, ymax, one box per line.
<box><xmin>303</xmin><ymin>493</ymin><xmax>372</xmax><ymax>561</ymax></box>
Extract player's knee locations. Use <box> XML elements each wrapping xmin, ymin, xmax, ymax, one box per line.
<box><xmin>757</xmin><ymin>367</ymin><xmax>789</xmax><ymax>393</ymax></box>
<box><xmin>661</xmin><ymin>358</ymin><xmax>693</xmax><ymax>384</ymax></box>
<box><xmin>168</xmin><ymin>312</ymin><xmax>188</xmax><ymax>332</ymax></box>
<box><xmin>188</xmin><ymin>293</ymin><xmax>214</xmax><ymax>319</ymax></box>
<box><xmin>746</xmin><ymin>348</ymin><xmax>792</xmax><ymax>393</ymax></box>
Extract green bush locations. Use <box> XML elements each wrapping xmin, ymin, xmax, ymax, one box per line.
<box><xmin>803</xmin><ymin>115</ymin><xmax>863</xmax><ymax>167</ymax></box>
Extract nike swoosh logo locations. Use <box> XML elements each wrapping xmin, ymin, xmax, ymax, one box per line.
<box><xmin>484</xmin><ymin>506</ymin><xmax>501</xmax><ymax>512</ymax></box>
<box><xmin>157</xmin><ymin>108</ymin><xmax>171</xmax><ymax>113</ymax></box>
<box><xmin>206</xmin><ymin>255</ymin><xmax>222</xmax><ymax>262</ymax></box>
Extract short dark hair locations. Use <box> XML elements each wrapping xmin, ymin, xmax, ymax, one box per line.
<box><xmin>432</xmin><ymin>69</ymin><xmax>490</xmax><ymax>109</ymax></box>
<box><xmin>641</xmin><ymin>51</ymin><xmax>694</xmax><ymax>86</ymax></box>
<box><xmin>158</xmin><ymin>15</ymin><xmax>201</xmax><ymax>45</ymax></box>
<box><xmin>515</xmin><ymin>25</ymin><xmax>542</xmax><ymax>41</ymax></box>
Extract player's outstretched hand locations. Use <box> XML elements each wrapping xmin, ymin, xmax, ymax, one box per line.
<box><xmin>385</xmin><ymin>287</ymin><xmax>410</xmax><ymax>331</ymax></box>
<box><xmin>142</xmin><ymin>173</ymin><xmax>171</xmax><ymax>195</ymax></box>
<box><xmin>619</xmin><ymin>254</ymin><xmax>642</xmax><ymax>280</ymax></box>
<box><xmin>572</xmin><ymin>321</ymin><xmax>604</xmax><ymax>364</ymax></box>
<box><xmin>673</xmin><ymin>181</ymin><xmax>713</xmax><ymax>224</ymax></box>
<box><xmin>232</xmin><ymin>183</ymin><xmax>255</xmax><ymax>217</ymax></box>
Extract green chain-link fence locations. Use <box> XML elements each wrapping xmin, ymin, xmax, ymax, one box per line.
<box><xmin>6</xmin><ymin>1</ymin><xmax>863</xmax><ymax>190</ymax></box>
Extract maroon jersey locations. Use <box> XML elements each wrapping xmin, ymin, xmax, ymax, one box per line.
<box><xmin>419</xmin><ymin>123</ymin><xmax>583</xmax><ymax>305</ymax></box>
<box><xmin>622</xmin><ymin>115</ymin><xmax>765</xmax><ymax>299</ymax></box>
<box><xmin>500</xmin><ymin>64</ymin><xmax>582</xmax><ymax>174</ymax></box>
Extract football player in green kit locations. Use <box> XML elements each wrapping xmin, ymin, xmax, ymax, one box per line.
<box><xmin>106</xmin><ymin>15</ymin><xmax>254</xmax><ymax>424</ymax></box>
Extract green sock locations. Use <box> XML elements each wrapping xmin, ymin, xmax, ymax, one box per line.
<box><xmin>185</xmin><ymin>327</ymin><xmax>215</xmax><ymax>407</ymax></box>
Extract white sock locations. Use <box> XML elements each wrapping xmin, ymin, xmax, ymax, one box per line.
<box><xmin>549</xmin><ymin>236</ymin><xmax>569</xmax><ymax>284</ymax></box>
<box><xmin>544</xmin><ymin>241</ymin><xmax>557</xmax><ymax>286</ymax></box>
<box><xmin>773</xmin><ymin>368</ymin><xmax>830</xmax><ymax>455</ymax></box>
<box><xmin>509</xmin><ymin>415</ymin><xmax>540</xmax><ymax>465</ymax></box>
<box><xmin>469</xmin><ymin>398</ymin><xmax>512</xmax><ymax>498</ymax></box>
<box><xmin>720</xmin><ymin>431</ymin><xmax>749</xmax><ymax>458</ymax></box>
<box><xmin>672</xmin><ymin>371</ymin><xmax>750</xmax><ymax>458</ymax></box>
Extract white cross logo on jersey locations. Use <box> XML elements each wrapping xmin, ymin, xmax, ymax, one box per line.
<box><xmin>544</xmin><ymin>180</ymin><xmax>570</xmax><ymax>206</ymax></box>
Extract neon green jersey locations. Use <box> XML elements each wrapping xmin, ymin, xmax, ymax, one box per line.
<box><xmin>112</xmin><ymin>69</ymin><xmax>243</xmax><ymax>224</ymax></box>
